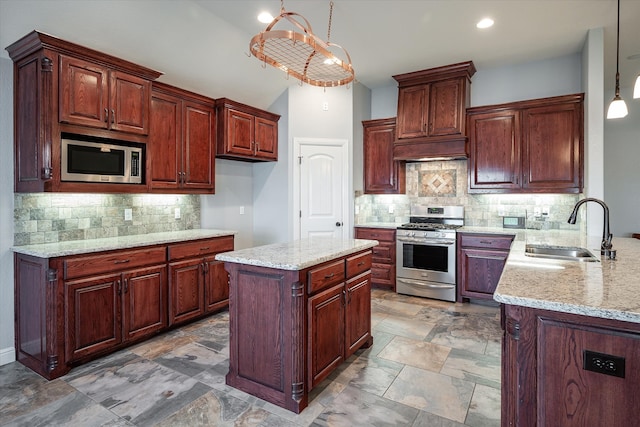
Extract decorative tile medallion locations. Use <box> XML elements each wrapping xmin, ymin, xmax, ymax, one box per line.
<box><xmin>418</xmin><ymin>169</ymin><xmax>457</xmax><ymax>197</ymax></box>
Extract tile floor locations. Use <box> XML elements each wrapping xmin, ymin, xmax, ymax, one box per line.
<box><xmin>0</xmin><ymin>289</ymin><xmax>502</xmax><ymax>426</ymax></box>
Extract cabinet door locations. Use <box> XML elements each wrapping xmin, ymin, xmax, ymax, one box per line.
<box><xmin>459</xmin><ymin>248</ymin><xmax>508</xmax><ymax>298</ymax></box>
<box><xmin>396</xmin><ymin>85</ymin><xmax>429</xmax><ymax>139</ymax></box>
<box><xmin>183</xmin><ymin>101</ymin><xmax>215</xmax><ymax>191</ymax></box>
<box><xmin>522</xmin><ymin>102</ymin><xmax>582</xmax><ymax>192</ymax></box>
<box><xmin>169</xmin><ymin>258</ymin><xmax>205</xmax><ymax>325</ymax></box>
<box><xmin>109</xmin><ymin>70</ymin><xmax>150</xmax><ymax>135</ymax></box>
<box><xmin>428</xmin><ymin>78</ymin><xmax>465</xmax><ymax>136</ymax></box>
<box><xmin>308</xmin><ymin>283</ymin><xmax>345</xmax><ymax>388</ymax></box>
<box><xmin>225</xmin><ymin>108</ymin><xmax>254</xmax><ymax>156</ymax></box>
<box><xmin>204</xmin><ymin>257</ymin><xmax>229</xmax><ymax>313</ymax></box>
<box><xmin>254</xmin><ymin>117</ymin><xmax>278</xmax><ymax>160</ymax></box>
<box><xmin>345</xmin><ymin>272</ymin><xmax>371</xmax><ymax>358</ymax></box>
<box><xmin>149</xmin><ymin>91</ymin><xmax>181</xmax><ymax>190</ymax></box>
<box><xmin>65</xmin><ymin>274</ymin><xmax>122</xmax><ymax>362</ymax></box>
<box><xmin>538</xmin><ymin>320</ymin><xmax>640</xmax><ymax>426</ymax></box>
<box><xmin>122</xmin><ymin>265</ymin><xmax>167</xmax><ymax>342</ymax></box>
<box><xmin>363</xmin><ymin>118</ymin><xmax>405</xmax><ymax>194</ymax></box>
<box><xmin>59</xmin><ymin>55</ymin><xmax>108</xmax><ymax>129</ymax></box>
<box><xmin>468</xmin><ymin>110</ymin><xmax>521</xmax><ymax>191</ymax></box>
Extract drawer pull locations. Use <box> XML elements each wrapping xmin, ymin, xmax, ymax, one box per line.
<box><xmin>113</xmin><ymin>259</ymin><xmax>130</xmax><ymax>264</ymax></box>
<box><xmin>199</xmin><ymin>247</ymin><xmax>211</xmax><ymax>251</ymax></box>
<box><xmin>479</xmin><ymin>241</ymin><xmax>493</xmax><ymax>245</ymax></box>
<box><xmin>357</xmin><ymin>261</ymin><xmax>365</xmax><ymax>267</ymax></box>
<box><xmin>324</xmin><ymin>273</ymin><xmax>335</xmax><ymax>279</ymax></box>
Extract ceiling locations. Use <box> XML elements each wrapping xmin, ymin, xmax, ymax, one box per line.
<box><xmin>1</xmin><ymin>0</ymin><xmax>640</xmax><ymax>109</ymax></box>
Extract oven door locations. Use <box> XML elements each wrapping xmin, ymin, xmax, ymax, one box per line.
<box><xmin>396</xmin><ymin>238</ymin><xmax>456</xmax><ymax>284</ymax></box>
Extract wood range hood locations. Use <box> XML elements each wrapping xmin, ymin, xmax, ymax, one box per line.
<box><xmin>391</xmin><ymin>60</ymin><xmax>476</xmax><ymax>162</ymax></box>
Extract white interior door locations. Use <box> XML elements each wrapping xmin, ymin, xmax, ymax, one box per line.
<box><xmin>295</xmin><ymin>138</ymin><xmax>349</xmax><ymax>239</ymax></box>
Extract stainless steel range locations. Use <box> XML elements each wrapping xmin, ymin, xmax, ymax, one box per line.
<box><xmin>396</xmin><ymin>206</ymin><xmax>464</xmax><ymax>302</ymax></box>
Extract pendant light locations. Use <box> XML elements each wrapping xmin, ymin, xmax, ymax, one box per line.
<box><xmin>607</xmin><ymin>0</ymin><xmax>628</xmax><ymax>119</ymax></box>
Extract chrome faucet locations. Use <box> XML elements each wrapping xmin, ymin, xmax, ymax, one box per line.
<box><xmin>567</xmin><ymin>198</ymin><xmax>614</xmax><ymax>257</ymax></box>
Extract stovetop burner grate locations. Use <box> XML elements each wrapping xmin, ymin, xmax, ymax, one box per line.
<box><xmin>398</xmin><ymin>223</ymin><xmax>462</xmax><ymax>230</ymax></box>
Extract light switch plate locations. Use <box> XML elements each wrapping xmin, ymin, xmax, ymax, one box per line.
<box><xmin>124</xmin><ymin>208</ymin><xmax>132</xmax><ymax>221</ymax></box>
<box><xmin>174</xmin><ymin>208</ymin><xmax>181</xmax><ymax>219</ymax></box>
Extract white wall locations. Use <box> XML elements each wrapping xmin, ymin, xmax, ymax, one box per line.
<box><xmin>0</xmin><ymin>57</ymin><xmax>15</xmax><ymax>365</ymax></box>
<box><xmin>352</xmin><ymin>83</ymin><xmax>371</xmax><ymax>195</ymax></box>
<box><xmin>582</xmin><ymin>28</ymin><xmax>606</xmax><ymax>238</ymax></box>
<box><xmin>200</xmin><ymin>159</ymin><xmax>254</xmax><ymax>250</ymax></box>
<box><xmin>252</xmin><ymin>91</ymin><xmax>290</xmax><ymax>246</ymax></box>
<box><xmin>371</xmin><ymin>85</ymin><xmax>397</xmax><ymax>119</ymax></box>
<box><xmin>604</xmin><ymin>85</ymin><xmax>640</xmax><ymax>237</ymax></box>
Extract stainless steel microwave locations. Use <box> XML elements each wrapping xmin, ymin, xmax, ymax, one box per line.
<box><xmin>61</xmin><ymin>138</ymin><xmax>143</xmax><ymax>184</ymax></box>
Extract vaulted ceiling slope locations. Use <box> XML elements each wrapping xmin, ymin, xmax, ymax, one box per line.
<box><xmin>1</xmin><ymin>0</ymin><xmax>639</xmax><ymax>109</ymax></box>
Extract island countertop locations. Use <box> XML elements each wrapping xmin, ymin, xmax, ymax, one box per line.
<box><xmin>215</xmin><ymin>237</ymin><xmax>379</xmax><ymax>270</ymax></box>
<box><xmin>494</xmin><ymin>233</ymin><xmax>640</xmax><ymax>324</ymax></box>
<box><xmin>12</xmin><ymin>229</ymin><xmax>238</xmax><ymax>258</ymax></box>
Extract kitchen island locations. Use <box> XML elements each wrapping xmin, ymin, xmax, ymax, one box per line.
<box><xmin>216</xmin><ymin>237</ymin><xmax>378</xmax><ymax>413</ymax></box>
<box><xmin>494</xmin><ymin>234</ymin><xmax>640</xmax><ymax>426</ymax></box>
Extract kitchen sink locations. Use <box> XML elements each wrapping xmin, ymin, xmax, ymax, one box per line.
<box><xmin>524</xmin><ymin>244</ymin><xmax>599</xmax><ymax>262</ymax></box>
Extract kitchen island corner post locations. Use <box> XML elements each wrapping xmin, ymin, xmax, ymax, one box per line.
<box><xmin>290</xmin><ymin>277</ymin><xmax>306</xmax><ymax>410</ymax></box>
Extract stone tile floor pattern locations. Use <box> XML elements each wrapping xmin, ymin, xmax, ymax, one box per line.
<box><xmin>0</xmin><ymin>290</ymin><xmax>502</xmax><ymax>426</ymax></box>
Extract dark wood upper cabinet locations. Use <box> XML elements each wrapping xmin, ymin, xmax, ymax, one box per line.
<box><xmin>362</xmin><ymin>117</ymin><xmax>405</xmax><ymax>194</ymax></box>
<box><xmin>393</xmin><ymin>61</ymin><xmax>476</xmax><ymax>161</ymax></box>
<box><xmin>59</xmin><ymin>55</ymin><xmax>151</xmax><ymax>135</ymax></box>
<box><xmin>149</xmin><ymin>82</ymin><xmax>215</xmax><ymax>193</ymax></box>
<box><xmin>216</xmin><ymin>98</ymin><xmax>280</xmax><ymax>162</ymax></box>
<box><xmin>468</xmin><ymin>93</ymin><xmax>583</xmax><ymax>194</ymax></box>
<box><xmin>6</xmin><ymin>31</ymin><xmax>161</xmax><ymax>193</ymax></box>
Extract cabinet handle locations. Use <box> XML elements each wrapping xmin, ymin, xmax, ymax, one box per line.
<box><xmin>117</xmin><ymin>280</ymin><xmax>122</xmax><ymax>295</ymax></box>
<box><xmin>104</xmin><ymin>108</ymin><xmax>109</xmax><ymax>123</ymax></box>
<box><xmin>124</xmin><ymin>278</ymin><xmax>129</xmax><ymax>294</ymax></box>
<box><xmin>324</xmin><ymin>273</ymin><xmax>335</xmax><ymax>279</ymax></box>
<box><xmin>255</xmin><ymin>142</ymin><xmax>259</xmax><ymax>153</ymax></box>
<box><xmin>342</xmin><ymin>289</ymin><xmax>346</xmax><ymax>306</ymax></box>
<box><xmin>111</xmin><ymin>109</ymin><xmax>115</xmax><ymax>124</ymax></box>
<box><xmin>357</xmin><ymin>261</ymin><xmax>365</xmax><ymax>267</ymax></box>
<box><xmin>113</xmin><ymin>259</ymin><xmax>130</xmax><ymax>264</ymax></box>
<box><xmin>202</xmin><ymin>261</ymin><xmax>209</xmax><ymax>274</ymax></box>
<box><xmin>479</xmin><ymin>241</ymin><xmax>493</xmax><ymax>245</ymax></box>
<box><xmin>199</xmin><ymin>247</ymin><xmax>210</xmax><ymax>251</ymax></box>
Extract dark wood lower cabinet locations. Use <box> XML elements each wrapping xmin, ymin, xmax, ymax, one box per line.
<box><xmin>501</xmin><ymin>304</ymin><xmax>640</xmax><ymax>427</ymax></box>
<box><xmin>14</xmin><ymin>235</ymin><xmax>233</xmax><ymax>380</ymax></box>
<box><xmin>225</xmin><ymin>250</ymin><xmax>373</xmax><ymax>414</ymax></box>
<box><xmin>457</xmin><ymin>232</ymin><xmax>514</xmax><ymax>302</ymax></box>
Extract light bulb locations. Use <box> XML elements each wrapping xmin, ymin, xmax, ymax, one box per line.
<box><xmin>634</xmin><ymin>75</ymin><xmax>640</xmax><ymax>99</ymax></box>
<box><xmin>607</xmin><ymin>97</ymin><xmax>628</xmax><ymax>119</ymax></box>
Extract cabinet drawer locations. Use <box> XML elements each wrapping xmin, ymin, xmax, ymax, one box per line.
<box><xmin>458</xmin><ymin>234</ymin><xmax>514</xmax><ymax>250</ymax></box>
<box><xmin>168</xmin><ymin>236</ymin><xmax>234</xmax><ymax>261</ymax></box>
<box><xmin>371</xmin><ymin>264</ymin><xmax>394</xmax><ymax>282</ymax></box>
<box><xmin>346</xmin><ymin>251</ymin><xmax>372</xmax><ymax>278</ymax></box>
<box><xmin>64</xmin><ymin>246</ymin><xmax>166</xmax><ymax>280</ymax></box>
<box><xmin>355</xmin><ymin>227</ymin><xmax>395</xmax><ymax>242</ymax></box>
<box><xmin>372</xmin><ymin>242</ymin><xmax>394</xmax><ymax>264</ymax></box>
<box><xmin>308</xmin><ymin>260</ymin><xmax>345</xmax><ymax>294</ymax></box>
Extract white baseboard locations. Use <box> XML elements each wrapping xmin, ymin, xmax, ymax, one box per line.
<box><xmin>0</xmin><ymin>346</ymin><xmax>16</xmax><ymax>366</ymax></box>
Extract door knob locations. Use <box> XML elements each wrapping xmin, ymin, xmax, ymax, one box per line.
<box><xmin>336</xmin><ymin>222</ymin><xmax>343</xmax><ymax>227</ymax></box>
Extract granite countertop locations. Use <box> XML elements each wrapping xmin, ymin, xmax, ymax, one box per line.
<box><xmin>215</xmin><ymin>237</ymin><xmax>379</xmax><ymax>271</ymax></box>
<box><xmin>354</xmin><ymin>222</ymin><xmax>401</xmax><ymax>229</ymax></box>
<box><xmin>494</xmin><ymin>233</ymin><xmax>640</xmax><ymax>324</ymax></box>
<box><xmin>12</xmin><ymin>229</ymin><xmax>238</xmax><ymax>258</ymax></box>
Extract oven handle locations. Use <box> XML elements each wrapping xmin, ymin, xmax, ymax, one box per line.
<box><xmin>397</xmin><ymin>278</ymin><xmax>455</xmax><ymax>289</ymax></box>
<box><xmin>396</xmin><ymin>238</ymin><xmax>455</xmax><ymax>246</ymax></box>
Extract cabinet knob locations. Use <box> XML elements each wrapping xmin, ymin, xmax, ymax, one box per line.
<box><xmin>336</xmin><ymin>222</ymin><xmax>343</xmax><ymax>227</ymax></box>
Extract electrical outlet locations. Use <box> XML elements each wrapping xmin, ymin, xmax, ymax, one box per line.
<box><xmin>174</xmin><ymin>207</ymin><xmax>181</xmax><ymax>219</ymax></box>
<box><xmin>534</xmin><ymin>207</ymin><xmax>542</xmax><ymax>217</ymax></box>
<box><xmin>322</xmin><ymin>101</ymin><xmax>329</xmax><ymax>111</ymax></box>
<box><xmin>498</xmin><ymin>206</ymin><xmax>505</xmax><ymax>217</ymax></box>
<box><xmin>542</xmin><ymin>206</ymin><xmax>550</xmax><ymax>216</ymax></box>
<box><xmin>388</xmin><ymin>205</ymin><xmax>395</xmax><ymax>214</ymax></box>
<box><xmin>124</xmin><ymin>208</ymin><xmax>132</xmax><ymax>221</ymax></box>
<box><xmin>584</xmin><ymin>350</ymin><xmax>625</xmax><ymax>378</ymax></box>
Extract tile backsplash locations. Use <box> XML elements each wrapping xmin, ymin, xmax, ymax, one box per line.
<box><xmin>14</xmin><ymin>193</ymin><xmax>200</xmax><ymax>246</ymax></box>
<box><xmin>355</xmin><ymin>160</ymin><xmax>582</xmax><ymax>230</ymax></box>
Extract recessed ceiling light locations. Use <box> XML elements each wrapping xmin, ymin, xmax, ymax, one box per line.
<box><xmin>477</xmin><ymin>18</ymin><xmax>494</xmax><ymax>29</ymax></box>
<box><xmin>258</xmin><ymin>11</ymin><xmax>274</xmax><ymax>24</ymax></box>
